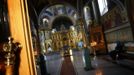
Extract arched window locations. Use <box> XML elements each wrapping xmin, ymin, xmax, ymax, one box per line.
<box><xmin>97</xmin><ymin>0</ymin><xmax>108</xmax><ymax>15</ymax></box>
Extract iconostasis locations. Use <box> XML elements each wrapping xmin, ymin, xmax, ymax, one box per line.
<box><xmin>38</xmin><ymin>4</ymin><xmax>85</xmax><ymax>52</ymax></box>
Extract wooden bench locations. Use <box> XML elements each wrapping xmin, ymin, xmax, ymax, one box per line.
<box><xmin>121</xmin><ymin>46</ymin><xmax>134</xmax><ymax>60</ymax></box>
<box><xmin>120</xmin><ymin>52</ymin><xmax>134</xmax><ymax>60</ymax></box>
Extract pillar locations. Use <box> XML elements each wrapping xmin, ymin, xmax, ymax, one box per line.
<box><xmin>92</xmin><ymin>0</ymin><xmax>100</xmax><ymax>24</ymax></box>
<box><xmin>77</xmin><ymin>0</ymin><xmax>84</xmax><ymax>17</ymax></box>
<box><xmin>126</xmin><ymin>0</ymin><xmax>134</xmax><ymax>39</ymax></box>
<box><xmin>7</xmin><ymin>0</ymin><xmax>36</xmax><ymax>75</ymax></box>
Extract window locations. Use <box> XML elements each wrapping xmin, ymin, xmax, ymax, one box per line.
<box><xmin>97</xmin><ymin>0</ymin><xmax>108</xmax><ymax>16</ymax></box>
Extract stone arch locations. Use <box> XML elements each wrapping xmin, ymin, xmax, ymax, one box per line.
<box><xmin>110</xmin><ymin>0</ymin><xmax>126</xmax><ymax>11</ymax></box>
<box><xmin>38</xmin><ymin>3</ymin><xmax>79</xmax><ymax>30</ymax></box>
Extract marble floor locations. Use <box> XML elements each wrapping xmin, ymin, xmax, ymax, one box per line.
<box><xmin>41</xmin><ymin>50</ymin><xmax>134</xmax><ymax>75</ymax></box>
<box><xmin>72</xmin><ymin>50</ymin><xmax>134</xmax><ymax>75</ymax></box>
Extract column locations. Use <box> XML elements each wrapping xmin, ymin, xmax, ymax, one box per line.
<box><xmin>126</xmin><ymin>0</ymin><xmax>134</xmax><ymax>39</ymax></box>
<box><xmin>7</xmin><ymin>0</ymin><xmax>36</xmax><ymax>75</ymax></box>
<box><xmin>92</xmin><ymin>0</ymin><xmax>100</xmax><ymax>24</ymax></box>
<box><xmin>77</xmin><ymin>0</ymin><xmax>84</xmax><ymax>17</ymax></box>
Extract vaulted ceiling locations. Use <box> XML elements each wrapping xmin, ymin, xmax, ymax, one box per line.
<box><xmin>28</xmin><ymin>0</ymin><xmax>92</xmax><ymax>15</ymax></box>
<box><xmin>27</xmin><ymin>0</ymin><xmax>126</xmax><ymax>29</ymax></box>
<box><xmin>27</xmin><ymin>0</ymin><xmax>92</xmax><ymax>27</ymax></box>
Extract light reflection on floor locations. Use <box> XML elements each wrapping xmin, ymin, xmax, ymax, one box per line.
<box><xmin>43</xmin><ymin>50</ymin><xmax>134</xmax><ymax>75</ymax></box>
<box><xmin>71</xmin><ymin>50</ymin><xmax>134</xmax><ymax>75</ymax></box>
<box><xmin>95</xmin><ymin>69</ymin><xmax>103</xmax><ymax>75</ymax></box>
<box><xmin>70</xmin><ymin>49</ymin><xmax>74</xmax><ymax>62</ymax></box>
<box><xmin>45</xmin><ymin>53</ymin><xmax>62</xmax><ymax>75</ymax></box>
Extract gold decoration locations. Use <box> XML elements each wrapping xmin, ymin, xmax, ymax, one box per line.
<box><xmin>3</xmin><ymin>37</ymin><xmax>22</xmax><ymax>66</ymax></box>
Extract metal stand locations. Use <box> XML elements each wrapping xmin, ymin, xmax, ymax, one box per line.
<box><xmin>3</xmin><ymin>37</ymin><xmax>21</xmax><ymax>75</ymax></box>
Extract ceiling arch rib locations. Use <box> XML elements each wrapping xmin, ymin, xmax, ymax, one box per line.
<box><xmin>38</xmin><ymin>4</ymin><xmax>79</xmax><ymax>30</ymax></box>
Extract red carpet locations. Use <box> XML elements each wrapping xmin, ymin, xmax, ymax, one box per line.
<box><xmin>60</xmin><ymin>56</ymin><xmax>76</xmax><ymax>75</ymax></box>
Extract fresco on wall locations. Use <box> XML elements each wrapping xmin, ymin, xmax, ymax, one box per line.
<box><xmin>38</xmin><ymin>4</ymin><xmax>78</xmax><ymax>29</ymax></box>
<box><xmin>102</xmin><ymin>6</ymin><xmax>133</xmax><ymax>43</ymax></box>
<box><xmin>102</xmin><ymin>6</ymin><xmax>128</xmax><ymax>31</ymax></box>
<box><xmin>105</xmin><ymin>27</ymin><xmax>133</xmax><ymax>43</ymax></box>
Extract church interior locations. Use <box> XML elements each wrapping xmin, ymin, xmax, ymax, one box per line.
<box><xmin>0</xmin><ymin>0</ymin><xmax>134</xmax><ymax>75</ymax></box>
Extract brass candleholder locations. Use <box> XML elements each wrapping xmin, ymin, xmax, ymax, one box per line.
<box><xmin>2</xmin><ymin>37</ymin><xmax>21</xmax><ymax>75</ymax></box>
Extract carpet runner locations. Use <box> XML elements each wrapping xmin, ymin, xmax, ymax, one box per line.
<box><xmin>60</xmin><ymin>56</ymin><xmax>76</xmax><ymax>75</ymax></box>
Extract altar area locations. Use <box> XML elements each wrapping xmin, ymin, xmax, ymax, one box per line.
<box><xmin>39</xmin><ymin>24</ymin><xmax>87</xmax><ymax>53</ymax></box>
